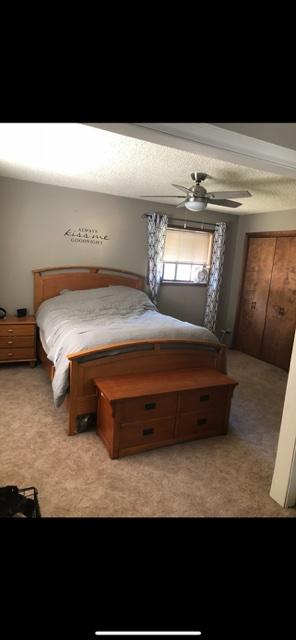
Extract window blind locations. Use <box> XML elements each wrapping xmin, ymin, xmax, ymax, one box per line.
<box><xmin>163</xmin><ymin>228</ymin><xmax>212</xmax><ymax>264</ymax></box>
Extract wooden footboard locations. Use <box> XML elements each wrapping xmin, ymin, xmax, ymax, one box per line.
<box><xmin>66</xmin><ymin>339</ymin><xmax>227</xmax><ymax>436</ymax></box>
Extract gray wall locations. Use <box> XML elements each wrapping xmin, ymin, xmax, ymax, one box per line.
<box><xmin>227</xmin><ymin>209</ymin><xmax>296</xmax><ymax>341</ymax></box>
<box><xmin>0</xmin><ymin>176</ymin><xmax>152</xmax><ymax>314</ymax></box>
<box><xmin>0</xmin><ymin>176</ymin><xmax>239</xmax><ymax>335</ymax></box>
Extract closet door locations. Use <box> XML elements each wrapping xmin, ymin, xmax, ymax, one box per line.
<box><xmin>261</xmin><ymin>236</ymin><xmax>296</xmax><ymax>370</ymax></box>
<box><xmin>235</xmin><ymin>237</ymin><xmax>276</xmax><ymax>357</ymax></box>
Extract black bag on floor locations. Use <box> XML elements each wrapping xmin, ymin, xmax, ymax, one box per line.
<box><xmin>0</xmin><ymin>485</ymin><xmax>41</xmax><ymax>517</ymax></box>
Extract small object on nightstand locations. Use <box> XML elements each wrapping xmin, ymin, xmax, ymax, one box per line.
<box><xmin>16</xmin><ymin>308</ymin><xmax>27</xmax><ymax>317</ymax></box>
<box><xmin>0</xmin><ymin>307</ymin><xmax>7</xmax><ymax>319</ymax></box>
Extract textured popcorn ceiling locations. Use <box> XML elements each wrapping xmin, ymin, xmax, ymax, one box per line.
<box><xmin>0</xmin><ymin>123</ymin><xmax>296</xmax><ymax>214</ymax></box>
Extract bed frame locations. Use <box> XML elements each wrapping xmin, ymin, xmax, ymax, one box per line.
<box><xmin>33</xmin><ymin>266</ymin><xmax>227</xmax><ymax>436</ymax></box>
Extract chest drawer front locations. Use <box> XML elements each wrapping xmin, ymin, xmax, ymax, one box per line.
<box><xmin>119</xmin><ymin>392</ymin><xmax>178</xmax><ymax>422</ymax></box>
<box><xmin>119</xmin><ymin>416</ymin><xmax>175</xmax><ymax>449</ymax></box>
<box><xmin>0</xmin><ymin>325</ymin><xmax>35</xmax><ymax>337</ymax></box>
<box><xmin>0</xmin><ymin>336</ymin><xmax>35</xmax><ymax>348</ymax></box>
<box><xmin>176</xmin><ymin>407</ymin><xmax>227</xmax><ymax>438</ymax></box>
<box><xmin>180</xmin><ymin>386</ymin><xmax>229</xmax><ymax>413</ymax></box>
<box><xmin>0</xmin><ymin>347</ymin><xmax>36</xmax><ymax>361</ymax></box>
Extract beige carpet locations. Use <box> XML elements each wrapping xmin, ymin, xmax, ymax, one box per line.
<box><xmin>0</xmin><ymin>350</ymin><xmax>295</xmax><ymax>517</ymax></box>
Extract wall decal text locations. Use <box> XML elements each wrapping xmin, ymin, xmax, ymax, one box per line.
<box><xmin>64</xmin><ymin>228</ymin><xmax>109</xmax><ymax>245</ymax></box>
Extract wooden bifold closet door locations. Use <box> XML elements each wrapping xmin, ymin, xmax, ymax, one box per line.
<box><xmin>235</xmin><ymin>233</ymin><xmax>296</xmax><ymax>371</ymax></box>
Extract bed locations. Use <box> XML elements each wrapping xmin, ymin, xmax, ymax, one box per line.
<box><xmin>33</xmin><ymin>266</ymin><xmax>227</xmax><ymax>437</ymax></box>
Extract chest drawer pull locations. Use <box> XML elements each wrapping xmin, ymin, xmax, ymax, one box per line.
<box><xmin>8</xmin><ymin>341</ymin><xmax>13</xmax><ymax>344</ymax></box>
<box><xmin>8</xmin><ymin>352</ymin><xmax>13</xmax><ymax>357</ymax></box>
<box><xmin>143</xmin><ymin>427</ymin><xmax>154</xmax><ymax>436</ymax></box>
<box><xmin>200</xmin><ymin>394</ymin><xmax>209</xmax><ymax>402</ymax></box>
<box><xmin>8</xmin><ymin>329</ymin><xmax>13</xmax><ymax>333</ymax></box>
<box><xmin>197</xmin><ymin>418</ymin><xmax>207</xmax><ymax>426</ymax></box>
<box><xmin>144</xmin><ymin>402</ymin><xmax>156</xmax><ymax>410</ymax></box>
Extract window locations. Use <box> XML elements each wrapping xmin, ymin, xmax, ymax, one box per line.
<box><xmin>162</xmin><ymin>226</ymin><xmax>213</xmax><ymax>283</ymax></box>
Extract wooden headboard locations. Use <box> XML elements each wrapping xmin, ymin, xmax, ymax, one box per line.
<box><xmin>33</xmin><ymin>266</ymin><xmax>145</xmax><ymax>311</ymax></box>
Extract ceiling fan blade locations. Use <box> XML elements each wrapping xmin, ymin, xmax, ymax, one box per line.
<box><xmin>141</xmin><ymin>195</ymin><xmax>185</xmax><ymax>198</ymax></box>
<box><xmin>172</xmin><ymin>183</ymin><xmax>191</xmax><ymax>193</ymax></box>
<box><xmin>207</xmin><ymin>198</ymin><xmax>242</xmax><ymax>208</ymax></box>
<box><xmin>176</xmin><ymin>199</ymin><xmax>187</xmax><ymax>208</ymax></box>
<box><xmin>207</xmin><ymin>190</ymin><xmax>252</xmax><ymax>199</ymax></box>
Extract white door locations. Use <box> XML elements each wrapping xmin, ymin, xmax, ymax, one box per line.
<box><xmin>270</xmin><ymin>329</ymin><xmax>296</xmax><ymax>508</ymax></box>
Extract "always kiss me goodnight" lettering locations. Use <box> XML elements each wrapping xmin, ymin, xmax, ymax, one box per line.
<box><xmin>64</xmin><ymin>228</ymin><xmax>109</xmax><ymax>245</ymax></box>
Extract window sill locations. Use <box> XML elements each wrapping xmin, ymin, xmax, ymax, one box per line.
<box><xmin>161</xmin><ymin>281</ymin><xmax>208</xmax><ymax>287</ymax></box>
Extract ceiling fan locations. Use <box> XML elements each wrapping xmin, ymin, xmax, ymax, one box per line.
<box><xmin>141</xmin><ymin>172</ymin><xmax>252</xmax><ymax>211</ymax></box>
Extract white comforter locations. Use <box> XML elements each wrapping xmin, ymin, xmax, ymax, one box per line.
<box><xmin>36</xmin><ymin>286</ymin><xmax>219</xmax><ymax>407</ymax></box>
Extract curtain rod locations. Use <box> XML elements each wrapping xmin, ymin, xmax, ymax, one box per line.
<box><xmin>141</xmin><ymin>213</ymin><xmax>221</xmax><ymax>228</ymax></box>
<box><xmin>168</xmin><ymin>217</ymin><xmax>216</xmax><ymax>228</ymax></box>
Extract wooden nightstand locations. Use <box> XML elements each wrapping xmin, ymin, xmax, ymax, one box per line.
<box><xmin>0</xmin><ymin>315</ymin><xmax>37</xmax><ymax>367</ymax></box>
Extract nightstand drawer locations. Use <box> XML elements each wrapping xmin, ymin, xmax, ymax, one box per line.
<box><xmin>119</xmin><ymin>416</ymin><xmax>175</xmax><ymax>449</ymax></box>
<box><xmin>176</xmin><ymin>407</ymin><xmax>226</xmax><ymax>438</ymax></box>
<box><xmin>0</xmin><ymin>325</ymin><xmax>35</xmax><ymax>337</ymax></box>
<box><xmin>119</xmin><ymin>392</ymin><xmax>178</xmax><ymax>422</ymax></box>
<box><xmin>179</xmin><ymin>386</ymin><xmax>228</xmax><ymax>412</ymax></box>
<box><xmin>0</xmin><ymin>336</ymin><xmax>35</xmax><ymax>348</ymax></box>
<box><xmin>0</xmin><ymin>348</ymin><xmax>36</xmax><ymax>361</ymax></box>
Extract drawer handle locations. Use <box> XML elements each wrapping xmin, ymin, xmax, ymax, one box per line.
<box><xmin>143</xmin><ymin>427</ymin><xmax>154</xmax><ymax>436</ymax></box>
<box><xmin>144</xmin><ymin>402</ymin><xmax>156</xmax><ymax>410</ymax></box>
<box><xmin>8</xmin><ymin>329</ymin><xmax>13</xmax><ymax>332</ymax></box>
<box><xmin>8</xmin><ymin>352</ymin><xmax>13</xmax><ymax>357</ymax></box>
<box><xmin>8</xmin><ymin>341</ymin><xmax>13</xmax><ymax>344</ymax></box>
<box><xmin>197</xmin><ymin>418</ymin><xmax>207</xmax><ymax>426</ymax></box>
<box><xmin>200</xmin><ymin>395</ymin><xmax>209</xmax><ymax>402</ymax></box>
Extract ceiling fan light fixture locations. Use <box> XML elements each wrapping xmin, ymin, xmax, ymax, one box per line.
<box><xmin>140</xmin><ymin>172</ymin><xmax>252</xmax><ymax>210</ymax></box>
<box><xmin>185</xmin><ymin>199</ymin><xmax>207</xmax><ymax>212</ymax></box>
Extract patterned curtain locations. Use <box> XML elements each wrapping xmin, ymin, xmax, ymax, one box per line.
<box><xmin>203</xmin><ymin>222</ymin><xmax>227</xmax><ymax>333</ymax></box>
<box><xmin>146</xmin><ymin>212</ymin><xmax>168</xmax><ymax>305</ymax></box>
